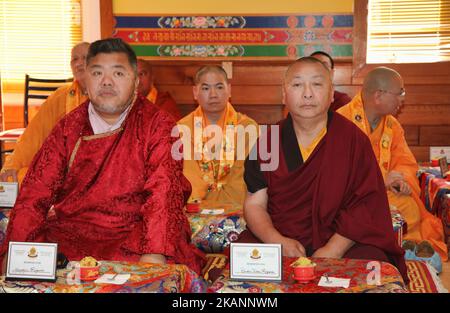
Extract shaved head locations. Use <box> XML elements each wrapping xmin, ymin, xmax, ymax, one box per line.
<box><xmin>73</xmin><ymin>42</ymin><xmax>89</xmax><ymax>52</ymax></box>
<box><xmin>70</xmin><ymin>42</ymin><xmax>90</xmax><ymax>84</ymax></box>
<box><xmin>137</xmin><ymin>58</ymin><xmax>153</xmax><ymax>96</ymax></box>
<box><xmin>194</xmin><ymin>65</ymin><xmax>228</xmax><ymax>85</ymax></box>
<box><xmin>137</xmin><ymin>59</ymin><xmax>152</xmax><ymax>73</ymax></box>
<box><xmin>361</xmin><ymin>66</ymin><xmax>405</xmax><ymax>118</ymax></box>
<box><xmin>285</xmin><ymin>57</ymin><xmax>332</xmax><ymax>84</ymax></box>
<box><xmin>362</xmin><ymin>67</ymin><xmax>402</xmax><ymax>96</ymax></box>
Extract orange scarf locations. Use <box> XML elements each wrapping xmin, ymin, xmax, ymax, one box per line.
<box><xmin>192</xmin><ymin>102</ymin><xmax>238</xmax><ymax>193</ymax></box>
<box><xmin>344</xmin><ymin>92</ymin><xmax>395</xmax><ymax>179</ymax></box>
<box><xmin>146</xmin><ymin>86</ymin><xmax>158</xmax><ymax>104</ymax></box>
<box><xmin>65</xmin><ymin>80</ymin><xmax>87</xmax><ymax>114</ymax></box>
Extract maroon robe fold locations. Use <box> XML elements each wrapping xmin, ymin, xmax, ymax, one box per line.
<box><xmin>330</xmin><ymin>90</ymin><xmax>352</xmax><ymax>111</ymax></box>
<box><xmin>155</xmin><ymin>91</ymin><xmax>181</xmax><ymax>121</ymax></box>
<box><xmin>243</xmin><ymin>112</ymin><xmax>408</xmax><ymax>282</ymax></box>
<box><xmin>0</xmin><ymin>95</ymin><xmax>205</xmax><ymax>274</ymax></box>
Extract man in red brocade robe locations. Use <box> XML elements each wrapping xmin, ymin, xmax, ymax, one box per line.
<box><xmin>0</xmin><ymin>38</ymin><xmax>204</xmax><ymax>274</ymax></box>
<box><xmin>241</xmin><ymin>57</ymin><xmax>408</xmax><ymax>282</ymax></box>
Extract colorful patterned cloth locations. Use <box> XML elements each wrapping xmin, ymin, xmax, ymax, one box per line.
<box><xmin>0</xmin><ymin>209</ymin><xmax>10</xmax><ymax>248</ymax></box>
<box><xmin>391</xmin><ymin>209</ymin><xmax>407</xmax><ymax>246</ymax></box>
<box><xmin>187</xmin><ymin>204</ymin><xmax>245</xmax><ymax>253</ymax></box>
<box><xmin>209</xmin><ymin>257</ymin><xmax>408</xmax><ymax>293</ymax></box>
<box><xmin>407</xmin><ymin>260</ymin><xmax>448</xmax><ymax>293</ymax></box>
<box><xmin>188</xmin><ymin>206</ymin><xmax>404</xmax><ymax>254</ymax></box>
<box><xmin>0</xmin><ymin>261</ymin><xmax>206</xmax><ymax>293</ymax></box>
<box><xmin>418</xmin><ymin>167</ymin><xmax>450</xmax><ymax>243</ymax></box>
<box><xmin>1</xmin><ymin>207</ymin><xmax>404</xmax><ymax>255</ymax></box>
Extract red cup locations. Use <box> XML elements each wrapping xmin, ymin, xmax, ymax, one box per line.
<box><xmin>431</xmin><ymin>159</ymin><xmax>439</xmax><ymax>167</ymax></box>
<box><xmin>292</xmin><ymin>265</ymin><xmax>316</xmax><ymax>281</ymax></box>
<box><xmin>79</xmin><ymin>262</ymin><xmax>100</xmax><ymax>281</ymax></box>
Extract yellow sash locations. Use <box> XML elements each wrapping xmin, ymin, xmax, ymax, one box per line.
<box><xmin>192</xmin><ymin>102</ymin><xmax>238</xmax><ymax>193</ymax></box>
<box><xmin>299</xmin><ymin>127</ymin><xmax>327</xmax><ymax>161</ymax></box>
<box><xmin>346</xmin><ymin>92</ymin><xmax>394</xmax><ymax>179</ymax></box>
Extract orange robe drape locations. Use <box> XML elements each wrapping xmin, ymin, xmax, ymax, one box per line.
<box><xmin>338</xmin><ymin>93</ymin><xmax>448</xmax><ymax>261</ymax></box>
<box><xmin>2</xmin><ymin>81</ymin><xmax>87</xmax><ymax>183</ymax></box>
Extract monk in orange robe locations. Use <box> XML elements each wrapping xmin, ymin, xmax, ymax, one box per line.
<box><xmin>1</xmin><ymin>38</ymin><xmax>204</xmax><ymax>274</ymax></box>
<box><xmin>0</xmin><ymin>42</ymin><xmax>90</xmax><ymax>184</ymax></box>
<box><xmin>337</xmin><ymin>67</ymin><xmax>447</xmax><ymax>261</ymax></box>
<box><xmin>178</xmin><ymin>65</ymin><xmax>258</xmax><ymax>206</ymax></box>
<box><xmin>137</xmin><ymin>59</ymin><xmax>181</xmax><ymax>120</ymax></box>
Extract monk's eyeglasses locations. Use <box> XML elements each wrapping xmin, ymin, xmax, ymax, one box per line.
<box><xmin>379</xmin><ymin>88</ymin><xmax>406</xmax><ymax>97</ymax></box>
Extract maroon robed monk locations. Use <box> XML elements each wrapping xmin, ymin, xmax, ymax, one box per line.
<box><xmin>241</xmin><ymin>57</ymin><xmax>408</xmax><ymax>283</ymax></box>
<box><xmin>0</xmin><ymin>38</ymin><xmax>205</xmax><ymax>274</ymax></box>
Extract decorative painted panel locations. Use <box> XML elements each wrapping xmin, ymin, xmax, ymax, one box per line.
<box><xmin>113</xmin><ymin>14</ymin><xmax>353</xmax><ymax>60</ymax></box>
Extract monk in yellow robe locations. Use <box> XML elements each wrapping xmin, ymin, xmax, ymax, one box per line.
<box><xmin>177</xmin><ymin>65</ymin><xmax>258</xmax><ymax>206</ymax></box>
<box><xmin>337</xmin><ymin>67</ymin><xmax>447</xmax><ymax>261</ymax></box>
<box><xmin>137</xmin><ymin>59</ymin><xmax>181</xmax><ymax>120</ymax></box>
<box><xmin>0</xmin><ymin>42</ymin><xmax>89</xmax><ymax>184</ymax></box>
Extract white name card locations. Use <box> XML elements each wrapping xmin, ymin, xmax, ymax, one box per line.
<box><xmin>6</xmin><ymin>242</ymin><xmax>58</xmax><ymax>282</ymax></box>
<box><xmin>230</xmin><ymin>243</ymin><xmax>282</xmax><ymax>281</ymax></box>
<box><xmin>430</xmin><ymin>146</ymin><xmax>450</xmax><ymax>163</ymax></box>
<box><xmin>0</xmin><ymin>182</ymin><xmax>18</xmax><ymax>207</ymax></box>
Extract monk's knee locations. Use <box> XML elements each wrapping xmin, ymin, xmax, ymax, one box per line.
<box><xmin>343</xmin><ymin>243</ymin><xmax>390</xmax><ymax>263</ymax></box>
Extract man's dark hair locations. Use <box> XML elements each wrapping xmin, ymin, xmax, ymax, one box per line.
<box><xmin>310</xmin><ymin>51</ymin><xmax>334</xmax><ymax>69</ymax></box>
<box><xmin>86</xmin><ymin>38</ymin><xmax>137</xmax><ymax>73</ymax></box>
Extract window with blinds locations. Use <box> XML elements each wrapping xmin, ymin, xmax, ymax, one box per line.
<box><xmin>367</xmin><ymin>0</ymin><xmax>450</xmax><ymax>63</ymax></box>
<box><xmin>0</xmin><ymin>0</ymin><xmax>82</xmax><ymax>92</ymax></box>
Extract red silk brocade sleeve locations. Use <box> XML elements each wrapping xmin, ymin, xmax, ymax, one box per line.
<box><xmin>120</xmin><ymin>111</ymin><xmax>205</xmax><ymax>273</ymax></box>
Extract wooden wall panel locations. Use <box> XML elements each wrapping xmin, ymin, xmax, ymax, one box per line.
<box><xmin>403</xmin><ymin>86</ymin><xmax>450</xmax><ymax>105</ymax></box>
<box><xmin>419</xmin><ymin>126</ymin><xmax>450</xmax><ymax>146</ymax></box>
<box><xmin>409</xmin><ymin>146</ymin><xmax>431</xmax><ymax>163</ymax></box>
<box><xmin>397</xmin><ymin>105</ymin><xmax>450</xmax><ymax>126</ymax></box>
<box><xmin>233</xmin><ymin>105</ymin><xmax>284</xmax><ymax>125</ymax></box>
<box><xmin>403</xmin><ymin>126</ymin><xmax>419</xmax><ymax>146</ymax></box>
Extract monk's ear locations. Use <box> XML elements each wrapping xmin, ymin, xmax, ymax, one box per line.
<box><xmin>227</xmin><ymin>83</ymin><xmax>231</xmax><ymax>99</ymax></box>
<box><xmin>330</xmin><ymin>85</ymin><xmax>335</xmax><ymax>103</ymax></box>
<box><xmin>193</xmin><ymin>85</ymin><xmax>198</xmax><ymax>101</ymax></box>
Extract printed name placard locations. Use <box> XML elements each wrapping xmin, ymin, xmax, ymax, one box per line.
<box><xmin>6</xmin><ymin>242</ymin><xmax>58</xmax><ymax>282</ymax></box>
<box><xmin>230</xmin><ymin>243</ymin><xmax>282</xmax><ymax>281</ymax></box>
<box><xmin>439</xmin><ymin>157</ymin><xmax>449</xmax><ymax>177</ymax></box>
<box><xmin>0</xmin><ymin>182</ymin><xmax>18</xmax><ymax>207</ymax></box>
<box><xmin>430</xmin><ymin>146</ymin><xmax>450</xmax><ymax>163</ymax></box>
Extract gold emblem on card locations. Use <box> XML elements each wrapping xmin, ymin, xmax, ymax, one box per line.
<box><xmin>28</xmin><ymin>247</ymin><xmax>38</xmax><ymax>258</ymax></box>
<box><xmin>250</xmin><ymin>248</ymin><xmax>261</xmax><ymax>259</ymax></box>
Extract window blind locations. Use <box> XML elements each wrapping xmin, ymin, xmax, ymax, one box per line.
<box><xmin>367</xmin><ymin>0</ymin><xmax>450</xmax><ymax>63</ymax></box>
<box><xmin>0</xmin><ymin>0</ymin><xmax>82</xmax><ymax>91</ymax></box>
